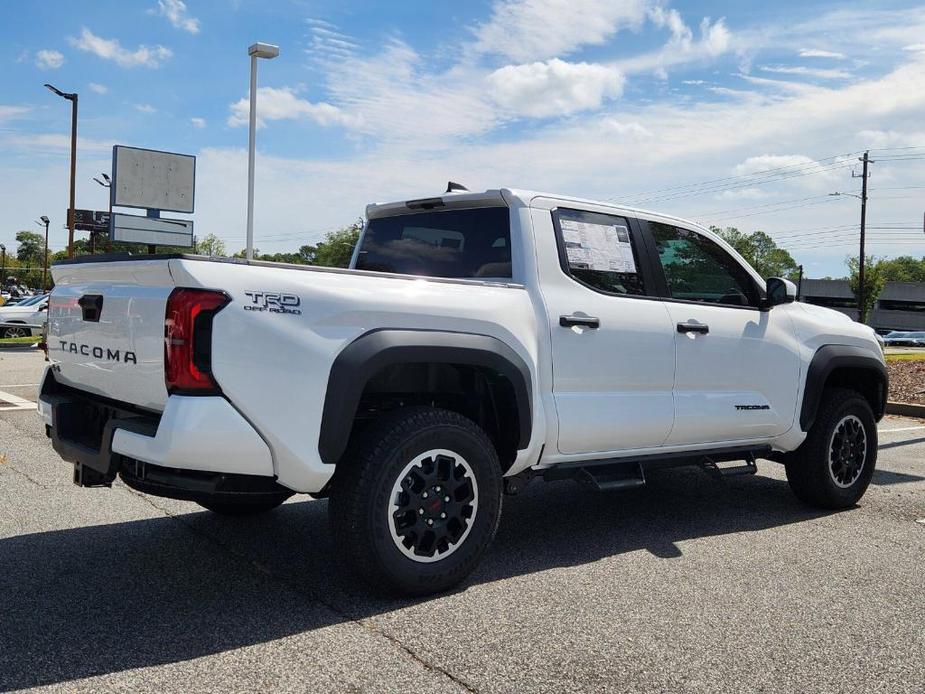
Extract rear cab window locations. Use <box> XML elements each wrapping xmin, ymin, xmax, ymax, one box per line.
<box><xmin>356</xmin><ymin>207</ymin><xmax>512</xmax><ymax>280</ymax></box>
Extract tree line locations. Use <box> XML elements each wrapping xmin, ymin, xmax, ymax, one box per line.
<box><xmin>4</xmin><ymin>221</ymin><xmax>362</xmax><ymax>290</ymax></box>
<box><xmin>6</xmin><ymin>221</ymin><xmax>924</xmax><ymax>324</ymax></box>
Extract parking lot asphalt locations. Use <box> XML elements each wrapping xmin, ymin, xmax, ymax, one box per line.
<box><xmin>0</xmin><ymin>349</ymin><xmax>923</xmax><ymax>693</ymax></box>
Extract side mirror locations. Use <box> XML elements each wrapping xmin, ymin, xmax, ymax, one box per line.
<box><xmin>764</xmin><ymin>277</ymin><xmax>797</xmax><ymax>309</ymax></box>
<box><xmin>38</xmin><ymin>304</ymin><xmax>48</xmax><ymax>312</ymax></box>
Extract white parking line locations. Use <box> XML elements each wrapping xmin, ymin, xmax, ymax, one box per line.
<box><xmin>0</xmin><ymin>389</ymin><xmax>37</xmax><ymax>411</ymax></box>
<box><xmin>0</xmin><ymin>383</ymin><xmax>39</xmax><ymax>388</ymax></box>
<box><xmin>879</xmin><ymin>426</ymin><xmax>925</xmax><ymax>433</ymax></box>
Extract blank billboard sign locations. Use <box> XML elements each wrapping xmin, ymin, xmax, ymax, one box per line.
<box><xmin>112</xmin><ymin>146</ymin><xmax>195</xmax><ymax>213</ymax></box>
<box><xmin>110</xmin><ymin>213</ymin><xmax>194</xmax><ymax>248</ymax></box>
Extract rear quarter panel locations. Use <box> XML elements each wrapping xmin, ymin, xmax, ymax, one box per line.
<box><xmin>169</xmin><ymin>259</ymin><xmax>543</xmax><ymax>493</ymax></box>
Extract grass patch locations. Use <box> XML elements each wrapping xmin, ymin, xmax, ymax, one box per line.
<box><xmin>885</xmin><ymin>352</ymin><xmax>925</xmax><ymax>363</ymax></box>
<box><xmin>0</xmin><ymin>336</ymin><xmax>39</xmax><ymax>345</ymax></box>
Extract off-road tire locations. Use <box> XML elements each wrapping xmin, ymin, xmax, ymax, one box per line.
<box><xmin>785</xmin><ymin>387</ymin><xmax>877</xmax><ymax>509</ymax></box>
<box><xmin>329</xmin><ymin>407</ymin><xmax>503</xmax><ymax>596</ymax></box>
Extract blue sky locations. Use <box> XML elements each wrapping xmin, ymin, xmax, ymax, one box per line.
<box><xmin>1</xmin><ymin>0</ymin><xmax>924</xmax><ymax>276</ymax></box>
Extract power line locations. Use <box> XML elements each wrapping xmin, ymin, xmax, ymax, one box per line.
<box><xmin>613</xmin><ymin>150</ymin><xmax>862</xmax><ymax>202</ymax></box>
<box><xmin>625</xmin><ymin>160</ymin><xmax>857</xmax><ymax>206</ymax></box>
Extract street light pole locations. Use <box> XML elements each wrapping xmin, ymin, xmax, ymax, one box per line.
<box><xmin>245</xmin><ymin>42</ymin><xmax>279</xmax><ymax>261</ymax></box>
<box><xmin>92</xmin><ymin>173</ymin><xmax>112</xmax><ymax>254</ymax></box>
<box><xmin>45</xmin><ymin>84</ymin><xmax>78</xmax><ymax>259</ymax></box>
<box><xmin>0</xmin><ymin>245</ymin><xmax>5</xmax><ymax>287</ymax></box>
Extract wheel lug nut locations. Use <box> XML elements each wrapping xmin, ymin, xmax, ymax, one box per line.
<box><xmin>418</xmin><ymin>508</ymin><xmax>424</xmax><ymax>515</ymax></box>
<box><xmin>435</xmin><ymin>486</ymin><xmax>441</xmax><ymax>492</ymax></box>
<box><xmin>444</xmin><ymin>496</ymin><xmax>450</xmax><ymax>502</ymax></box>
<box><xmin>427</xmin><ymin>519</ymin><xmax>433</xmax><ymax>526</ymax></box>
<box><xmin>440</xmin><ymin>512</ymin><xmax>446</xmax><ymax>519</ymax></box>
<box><xmin>422</xmin><ymin>491</ymin><xmax>428</xmax><ymax>498</ymax></box>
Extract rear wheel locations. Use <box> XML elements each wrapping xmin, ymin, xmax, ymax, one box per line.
<box><xmin>198</xmin><ymin>496</ymin><xmax>289</xmax><ymax>516</ymax></box>
<box><xmin>785</xmin><ymin>387</ymin><xmax>877</xmax><ymax>509</ymax></box>
<box><xmin>2</xmin><ymin>325</ymin><xmax>29</xmax><ymax>338</ymax></box>
<box><xmin>329</xmin><ymin>407</ymin><xmax>503</xmax><ymax>596</ymax></box>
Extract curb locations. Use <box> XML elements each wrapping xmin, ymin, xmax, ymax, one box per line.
<box><xmin>0</xmin><ymin>342</ymin><xmax>39</xmax><ymax>351</ymax></box>
<box><xmin>886</xmin><ymin>401</ymin><xmax>925</xmax><ymax>418</ymax></box>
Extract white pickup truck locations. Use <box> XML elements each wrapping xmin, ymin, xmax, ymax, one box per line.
<box><xmin>39</xmin><ymin>187</ymin><xmax>887</xmax><ymax>595</ymax></box>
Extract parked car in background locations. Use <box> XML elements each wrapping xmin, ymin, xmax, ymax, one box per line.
<box><xmin>0</xmin><ymin>294</ymin><xmax>48</xmax><ymax>337</ymax></box>
<box><xmin>886</xmin><ymin>331</ymin><xmax>925</xmax><ymax>347</ymax></box>
<box><xmin>882</xmin><ymin>331</ymin><xmax>909</xmax><ymax>346</ymax></box>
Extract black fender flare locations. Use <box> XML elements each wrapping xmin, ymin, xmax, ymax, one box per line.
<box><xmin>319</xmin><ymin>329</ymin><xmax>533</xmax><ymax>464</ymax></box>
<box><xmin>800</xmin><ymin>344</ymin><xmax>888</xmax><ymax>431</ymax></box>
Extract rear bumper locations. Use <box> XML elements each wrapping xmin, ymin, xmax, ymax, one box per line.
<box><xmin>39</xmin><ymin>367</ymin><xmax>276</xmax><ymax>487</ymax></box>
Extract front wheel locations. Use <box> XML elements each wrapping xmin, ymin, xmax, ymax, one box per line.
<box><xmin>329</xmin><ymin>407</ymin><xmax>503</xmax><ymax>596</ymax></box>
<box><xmin>785</xmin><ymin>387</ymin><xmax>877</xmax><ymax>509</ymax></box>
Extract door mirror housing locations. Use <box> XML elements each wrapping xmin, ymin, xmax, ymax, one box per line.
<box><xmin>763</xmin><ymin>277</ymin><xmax>797</xmax><ymax>310</ymax></box>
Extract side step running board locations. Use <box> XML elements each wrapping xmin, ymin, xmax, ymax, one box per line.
<box><xmin>701</xmin><ymin>453</ymin><xmax>758</xmax><ymax>478</ymax></box>
<box><xmin>569</xmin><ymin>462</ymin><xmax>646</xmax><ymax>492</ymax></box>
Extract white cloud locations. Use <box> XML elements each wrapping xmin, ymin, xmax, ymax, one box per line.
<box><xmin>799</xmin><ymin>48</ymin><xmax>846</xmax><ymax>59</ymax></box>
<box><xmin>473</xmin><ymin>0</ymin><xmax>650</xmax><ymax>62</ymax></box>
<box><xmin>135</xmin><ymin>103</ymin><xmax>156</xmax><ymax>113</ymax></box>
<box><xmin>305</xmin><ymin>23</ymin><xmax>359</xmax><ymax>62</ymax></box>
<box><xmin>190</xmin><ymin>117</ymin><xmax>206</xmax><ymax>128</ymax></box>
<box><xmin>88</xmin><ymin>82</ymin><xmax>108</xmax><ymax>94</ymax></box>
<box><xmin>734</xmin><ymin>154</ymin><xmax>821</xmax><ymax>176</ymax></box>
<box><xmin>487</xmin><ymin>59</ymin><xmax>624</xmax><ymax>118</ymax></box>
<box><xmin>319</xmin><ymin>41</ymin><xmax>498</xmax><ymax>143</ymax></box>
<box><xmin>152</xmin><ymin>0</ymin><xmax>200</xmax><ymax>34</ymax></box>
<box><xmin>598</xmin><ymin>119</ymin><xmax>652</xmax><ymax>140</ymax></box>
<box><xmin>0</xmin><ymin>105</ymin><xmax>31</xmax><ymax>122</ymax></box>
<box><xmin>4</xmin><ymin>133</ymin><xmax>113</xmax><ymax>154</ymax></box>
<box><xmin>617</xmin><ymin>12</ymin><xmax>732</xmax><ymax>76</ymax></box>
<box><xmin>904</xmin><ymin>43</ymin><xmax>925</xmax><ymax>52</ymax></box>
<box><xmin>761</xmin><ymin>65</ymin><xmax>852</xmax><ymax>80</ymax></box>
<box><xmin>35</xmin><ymin>49</ymin><xmax>64</xmax><ymax>70</ymax></box>
<box><xmin>856</xmin><ymin>129</ymin><xmax>925</xmax><ymax>149</ymax></box>
<box><xmin>69</xmin><ymin>27</ymin><xmax>172</xmax><ymax>68</ymax></box>
<box><xmin>714</xmin><ymin>187</ymin><xmax>773</xmax><ymax>201</ymax></box>
<box><xmin>682</xmin><ymin>79</ymin><xmax>706</xmax><ymax>85</ymax></box>
<box><xmin>227</xmin><ymin>87</ymin><xmax>361</xmax><ymax>129</ymax></box>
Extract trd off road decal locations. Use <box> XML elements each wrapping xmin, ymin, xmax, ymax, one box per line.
<box><xmin>243</xmin><ymin>291</ymin><xmax>302</xmax><ymax>315</ymax></box>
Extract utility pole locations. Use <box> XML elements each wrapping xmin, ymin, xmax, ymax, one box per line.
<box><xmin>853</xmin><ymin>151</ymin><xmax>872</xmax><ymax>323</ymax></box>
<box><xmin>0</xmin><ymin>245</ymin><xmax>5</xmax><ymax>287</ymax></box>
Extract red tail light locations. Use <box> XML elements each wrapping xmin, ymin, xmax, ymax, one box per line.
<box><xmin>164</xmin><ymin>288</ymin><xmax>229</xmax><ymax>394</ymax></box>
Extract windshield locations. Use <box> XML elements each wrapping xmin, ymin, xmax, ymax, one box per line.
<box><xmin>4</xmin><ymin>295</ymin><xmax>40</xmax><ymax>307</ymax></box>
<box><xmin>356</xmin><ymin>207</ymin><xmax>512</xmax><ymax>279</ymax></box>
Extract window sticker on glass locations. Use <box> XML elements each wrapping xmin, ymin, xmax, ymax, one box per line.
<box><xmin>560</xmin><ymin>219</ymin><xmax>637</xmax><ymax>273</ymax></box>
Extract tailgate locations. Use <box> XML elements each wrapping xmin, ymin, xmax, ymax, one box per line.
<box><xmin>47</xmin><ymin>259</ymin><xmax>176</xmax><ymax>411</ymax></box>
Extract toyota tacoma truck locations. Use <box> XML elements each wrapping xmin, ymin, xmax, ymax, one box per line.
<box><xmin>39</xmin><ymin>187</ymin><xmax>887</xmax><ymax>595</ymax></box>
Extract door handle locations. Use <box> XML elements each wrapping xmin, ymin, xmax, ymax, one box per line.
<box><xmin>677</xmin><ymin>322</ymin><xmax>709</xmax><ymax>335</ymax></box>
<box><xmin>560</xmin><ymin>314</ymin><xmax>600</xmax><ymax>329</ymax></box>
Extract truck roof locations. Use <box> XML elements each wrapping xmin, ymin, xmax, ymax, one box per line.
<box><xmin>365</xmin><ymin>188</ymin><xmax>713</xmax><ymax>235</ymax></box>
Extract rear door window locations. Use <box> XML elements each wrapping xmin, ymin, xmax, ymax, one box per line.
<box><xmin>356</xmin><ymin>207</ymin><xmax>511</xmax><ymax>279</ymax></box>
<box><xmin>552</xmin><ymin>208</ymin><xmax>647</xmax><ymax>296</ymax></box>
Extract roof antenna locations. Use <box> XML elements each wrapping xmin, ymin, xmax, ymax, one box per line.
<box><xmin>445</xmin><ymin>181</ymin><xmax>469</xmax><ymax>193</ymax></box>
